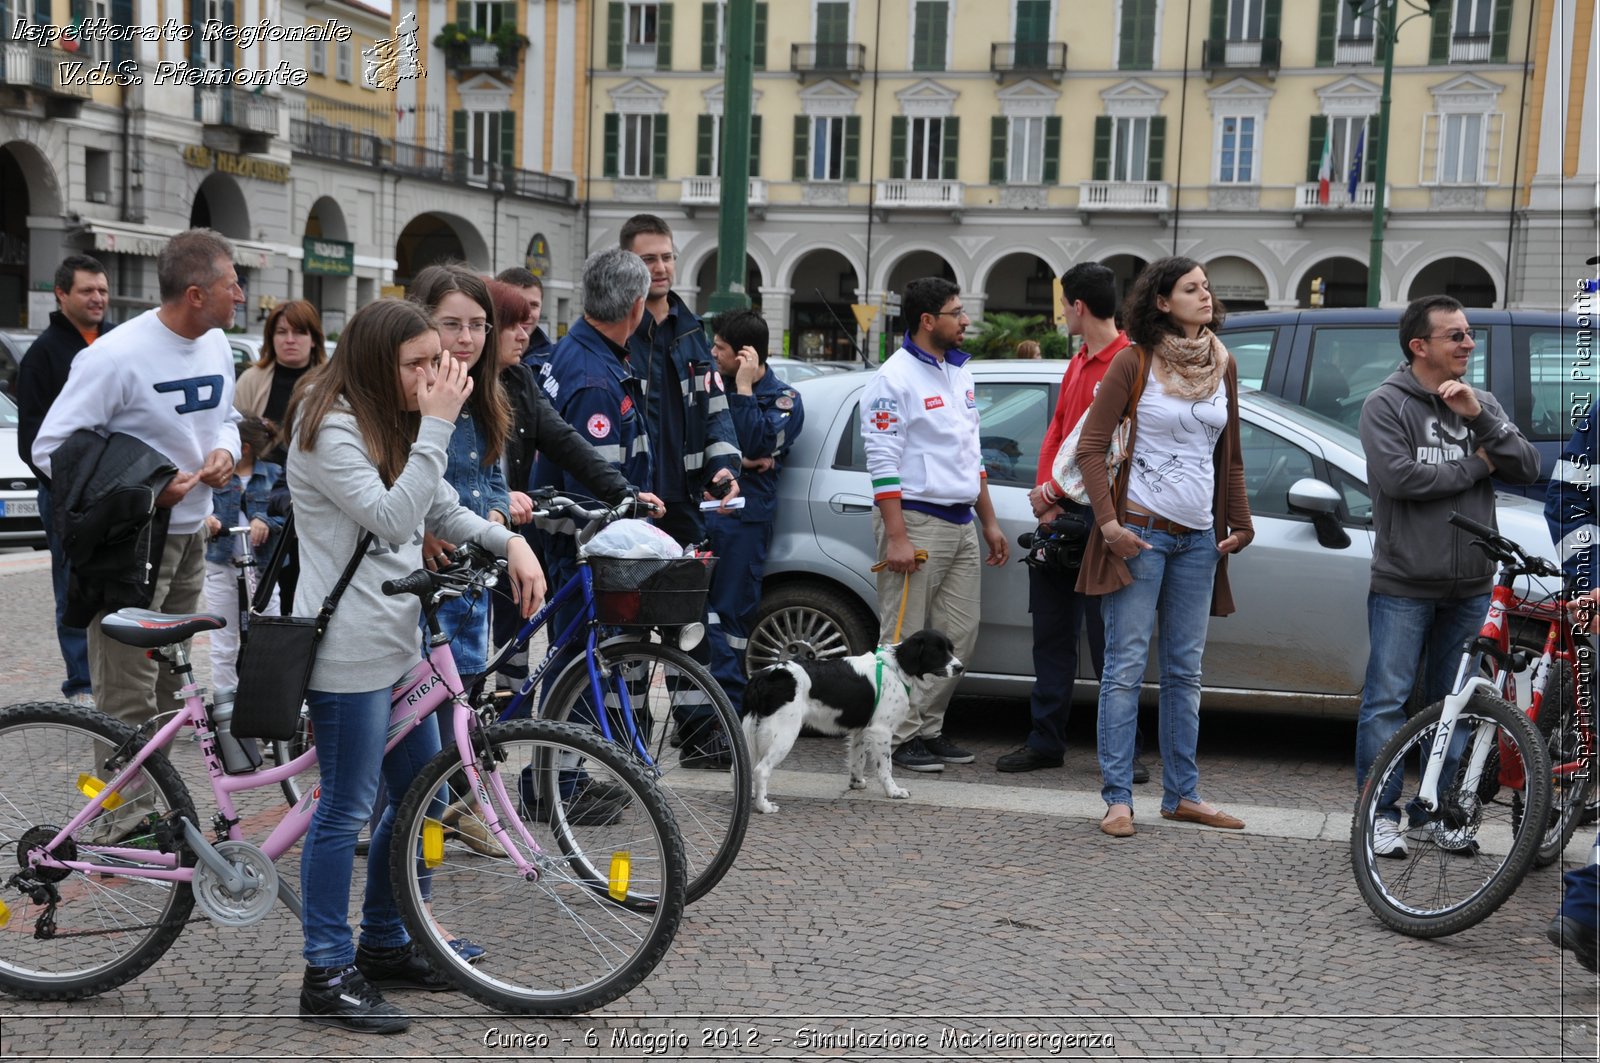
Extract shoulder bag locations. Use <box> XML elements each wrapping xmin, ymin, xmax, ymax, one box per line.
<box><xmin>1050</xmin><ymin>346</ymin><xmax>1150</xmax><ymax>506</ymax></box>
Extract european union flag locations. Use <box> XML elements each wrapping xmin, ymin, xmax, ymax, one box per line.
<box><xmin>1347</xmin><ymin>125</ymin><xmax>1366</xmax><ymax>202</ymax></box>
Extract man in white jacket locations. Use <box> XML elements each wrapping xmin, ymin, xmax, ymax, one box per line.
<box><xmin>34</xmin><ymin>228</ymin><xmax>243</xmax><ymax>731</ymax></box>
<box><xmin>861</xmin><ymin>277</ymin><xmax>1009</xmax><ymax>773</ymax></box>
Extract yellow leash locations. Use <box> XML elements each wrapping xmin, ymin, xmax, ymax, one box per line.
<box><xmin>870</xmin><ymin>548</ymin><xmax>930</xmax><ymax>643</ymax></box>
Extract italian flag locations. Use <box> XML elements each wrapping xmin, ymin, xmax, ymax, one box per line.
<box><xmin>1316</xmin><ymin>134</ymin><xmax>1333</xmax><ymax>205</ymax></box>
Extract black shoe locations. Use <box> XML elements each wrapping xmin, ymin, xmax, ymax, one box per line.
<box><xmin>300</xmin><ymin>965</ymin><xmax>411</xmax><ymax>1033</ymax></box>
<box><xmin>995</xmin><ymin>745</ymin><xmax>1063</xmax><ymax>773</ymax></box>
<box><xmin>354</xmin><ymin>942</ymin><xmax>453</xmax><ymax>993</ymax></box>
<box><xmin>1547</xmin><ymin>915</ymin><xmax>1600</xmax><ymax>973</ymax></box>
<box><xmin>563</xmin><ymin>786</ymin><xmax>629</xmax><ymax>826</ymax></box>
<box><xmin>921</xmin><ymin>733</ymin><xmax>975</xmax><ymax>764</ymax></box>
<box><xmin>1132</xmin><ymin>758</ymin><xmax>1150</xmax><ymax>785</ymax></box>
<box><xmin>681</xmin><ymin>729</ymin><xmax>734</xmax><ymax>770</ymax></box>
<box><xmin>891</xmin><ymin>738</ymin><xmax>944</xmax><ymax>773</ymax></box>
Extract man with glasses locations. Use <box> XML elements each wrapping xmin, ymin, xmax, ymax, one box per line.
<box><xmin>862</xmin><ymin>277</ymin><xmax>1009</xmax><ymax>773</ymax></box>
<box><xmin>1353</xmin><ymin>294</ymin><xmax>1540</xmax><ymax>858</ymax></box>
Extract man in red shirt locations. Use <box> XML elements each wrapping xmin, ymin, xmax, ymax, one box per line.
<box><xmin>997</xmin><ymin>263</ymin><xmax>1145</xmax><ymax>781</ymax></box>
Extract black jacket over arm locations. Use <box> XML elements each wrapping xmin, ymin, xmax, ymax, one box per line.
<box><xmin>502</xmin><ymin>363</ymin><xmax>631</xmax><ymax>506</ymax></box>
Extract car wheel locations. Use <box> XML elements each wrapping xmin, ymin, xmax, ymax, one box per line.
<box><xmin>747</xmin><ymin>583</ymin><xmax>877</xmax><ymax>673</ymax></box>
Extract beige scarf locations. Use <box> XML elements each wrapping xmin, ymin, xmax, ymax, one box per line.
<box><xmin>1151</xmin><ymin>329</ymin><xmax>1229</xmax><ymax>400</ymax></box>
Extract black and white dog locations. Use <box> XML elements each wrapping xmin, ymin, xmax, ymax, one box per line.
<box><xmin>741</xmin><ymin>629</ymin><xmax>964</xmax><ymax>814</ymax></box>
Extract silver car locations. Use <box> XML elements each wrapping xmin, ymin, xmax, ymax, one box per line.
<box><xmin>0</xmin><ymin>392</ymin><xmax>46</xmax><ymax>548</ymax></box>
<box><xmin>747</xmin><ymin>359</ymin><xmax>1558</xmax><ymax>716</ymax></box>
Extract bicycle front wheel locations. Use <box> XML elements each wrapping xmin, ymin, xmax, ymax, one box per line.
<box><xmin>0</xmin><ymin>702</ymin><xmax>197</xmax><ymax>1000</ymax></box>
<box><xmin>389</xmin><ymin>718</ymin><xmax>685</xmax><ymax>1015</ymax></box>
<box><xmin>543</xmin><ymin>639</ymin><xmax>750</xmax><ymax>904</ymax></box>
<box><xmin>1350</xmin><ymin>689</ymin><xmax>1550</xmax><ymax>938</ymax></box>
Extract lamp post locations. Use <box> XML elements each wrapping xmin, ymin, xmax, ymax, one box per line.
<box><xmin>1357</xmin><ymin>0</ymin><xmax>1447</xmax><ymax>307</ymax></box>
<box><xmin>707</xmin><ymin>0</ymin><xmax>755</xmax><ymax>314</ymax></box>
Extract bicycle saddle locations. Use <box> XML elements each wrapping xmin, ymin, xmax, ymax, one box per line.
<box><xmin>100</xmin><ymin>608</ymin><xmax>227</xmax><ymax>648</ymax></box>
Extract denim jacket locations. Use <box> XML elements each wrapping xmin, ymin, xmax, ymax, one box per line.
<box><xmin>444</xmin><ymin>409</ymin><xmax>511</xmax><ymax>522</ymax></box>
<box><xmin>205</xmin><ymin>461</ymin><xmax>285</xmax><ymax>564</ymax></box>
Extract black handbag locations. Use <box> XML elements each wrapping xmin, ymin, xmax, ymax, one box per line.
<box><xmin>231</xmin><ymin>527</ymin><xmax>374</xmax><ymax>741</ymax></box>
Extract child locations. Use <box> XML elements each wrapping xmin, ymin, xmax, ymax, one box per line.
<box><xmin>202</xmin><ymin>417</ymin><xmax>284</xmax><ymax>694</ymax></box>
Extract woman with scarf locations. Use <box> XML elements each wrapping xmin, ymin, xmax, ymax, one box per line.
<box><xmin>1073</xmin><ymin>257</ymin><xmax>1253</xmax><ymax>838</ymax></box>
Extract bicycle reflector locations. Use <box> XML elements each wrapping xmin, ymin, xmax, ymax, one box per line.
<box><xmin>422</xmin><ymin>817</ymin><xmax>444</xmax><ymax>868</ymax></box>
<box><xmin>0</xmin><ymin>898</ymin><xmax>10</xmax><ymax>928</ymax></box>
<box><xmin>609</xmin><ymin>850</ymin><xmax>631</xmax><ymax>901</ymax></box>
<box><xmin>76</xmin><ymin>774</ymin><xmax>124</xmax><ymax>810</ymax></box>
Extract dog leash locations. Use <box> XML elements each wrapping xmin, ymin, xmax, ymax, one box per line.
<box><xmin>873</xmin><ymin>648</ymin><xmax>911</xmax><ymax>706</ymax></box>
<box><xmin>870</xmin><ymin>548</ymin><xmax>930</xmax><ymax>643</ymax></box>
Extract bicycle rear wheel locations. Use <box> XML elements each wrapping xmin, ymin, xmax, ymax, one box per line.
<box><xmin>543</xmin><ymin>639</ymin><xmax>750</xmax><ymax>904</ymax></box>
<box><xmin>1350</xmin><ymin>689</ymin><xmax>1550</xmax><ymax>938</ymax></box>
<box><xmin>0</xmin><ymin>702</ymin><xmax>197</xmax><ymax>1000</ymax></box>
<box><xmin>389</xmin><ymin>718</ymin><xmax>685</xmax><ymax>1015</ymax></box>
<box><xmin>1517</xmin><ymin>657</ymin><xmax>1596</xmax><ymax>866</ymax></box>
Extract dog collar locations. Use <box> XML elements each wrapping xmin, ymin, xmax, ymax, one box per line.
<box><xmin>874</xmin><ymin>647</ymin><xmax>911</xmax><ymax>704</ymax></box>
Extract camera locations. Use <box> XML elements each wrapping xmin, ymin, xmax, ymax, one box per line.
<box><xmin>706</xmin><ymin>476</ymin><xmax>735</xmax><ymax>500</ymax></box>
<box><xmin>1018</xmin><ymin>511</ymin><xmax>1090</xmax><ymax>573</ymax></box>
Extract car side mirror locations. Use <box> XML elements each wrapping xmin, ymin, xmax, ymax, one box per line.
<box><xmin>1287</xmin><ymin>477</ymin><xmax>1351</xmax><ymax>550</ymax></box>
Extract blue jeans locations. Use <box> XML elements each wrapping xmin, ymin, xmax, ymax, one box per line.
<box><xmin>1354</xmin><ymin>591</ymin><xmax>1489</xmax><ymax>821</ymax></box>
<box><xmin>300</xmin><ymin>685</ymin><xmax>440</xmax><ymax>968</ymax></box>
<box><xmin>435</xmin><ymin>588</ymin><xmax>490</xmax><ymax>678</ymax></box>
<box><xmin>1097</xmin><ymin>527</ymin><xmax>1219</xmax><ymax>810</ymax></box>
<box><xmin>37</xmin><ymin>489</ymin><xmax>90</xmax><ymax>698</ymax></box>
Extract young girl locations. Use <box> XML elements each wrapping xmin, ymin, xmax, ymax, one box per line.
<box><xmin>285</xmin><ymin>298</ymin><xmax>542</xmax><ymax>1033</ymax></box>
<box><xmin>201</xmin><ymin>417</ymin><xmax>283</xmax><ymax>694</ymax></box>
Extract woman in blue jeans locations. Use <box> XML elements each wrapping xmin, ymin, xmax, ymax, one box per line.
<box><xmin>285</xmin><ymin>298</ymin><xmax>543</xmax><ymax>1033</ymax></box>
<box><xmin>1073</xmin><ymin>257</ymin><xmax>1254</xmax><ymax>838</ymax></box>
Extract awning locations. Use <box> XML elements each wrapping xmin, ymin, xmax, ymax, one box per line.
<box><xmin>82</xmin><ymin>220</ymin><xmax>273</xmax><ymax>270</ymax></box>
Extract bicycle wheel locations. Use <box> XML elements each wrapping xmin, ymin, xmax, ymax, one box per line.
<box><xmin>388</xmin><ymin>718</ymin><xmax>685</xmax><ymax>1014</ymax></box>
<box><xmin>1517</xmin><ymin>656</ymin><xmax>1596</xmax><ymax>866</ymax></box>
<box><xmin>271</xmin><ymin>705</ymin><xmax>315</xmax><ymax>806</ymax></box>
<box><xmin>543</xmin><ymin>639</ymin><xmax>750</xmax><ymax>904</ymax></box>
<box><xmin>1350</xmin><ymin>689</ymin><xmax>1551</xmax><ymax>938</ymax></box>
<box><xmin>0</xmin><ymin>701</ymin><xmax>197</xmax><ymax>1000</ymax></box>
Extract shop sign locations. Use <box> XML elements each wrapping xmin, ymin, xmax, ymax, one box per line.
<box><xmin>182</xmin><ymin>144</ymin><xmax>291</xmax><ymax>184</ymax></box>
<box><xmin>525</xmin><ymin>233</ymin><xmax>551</xmax><ymax>277</ymax></box>
<box><xmin>303</xmin><ymin>237</ymin><xmax>354</xmax><ymax>276</ymax></box>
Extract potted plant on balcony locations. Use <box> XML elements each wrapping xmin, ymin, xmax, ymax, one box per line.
<box><xmin>490</xmin><ymin>23</ymin><xmax>531</xmax><ymax>67</ymax></box>
<box><xmin>433</xmin><ymin>24</ymin><xmax>477</xmax><ymax>66</ymax></box>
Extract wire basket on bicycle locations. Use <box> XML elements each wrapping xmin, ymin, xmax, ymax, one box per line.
<box><xmin>588</xmin><ymin>555</ymin><xmax>716</xmax><ymax>628</ymax></box>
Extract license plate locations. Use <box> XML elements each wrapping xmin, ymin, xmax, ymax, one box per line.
<box><xmin>1</xmin><ymin>498</ymin><xmax>38</xmax><ymax>518</ymax></box>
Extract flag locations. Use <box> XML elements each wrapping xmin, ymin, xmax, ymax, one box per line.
<box><xmin>1316</xmin><ymin>133</ymin><xmax>1333</xmax><ymax>205</ymax></box>
<box><xmin>1347</xmin><ymin>125</ymin><xmax>1366</xmax><ymax>203</ymax></box>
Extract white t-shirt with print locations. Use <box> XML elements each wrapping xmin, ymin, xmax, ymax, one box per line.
<box><xmin>1125</xmin><ymin>368</ymin><xmax>1228</xmax><ymax>530</ymax></box>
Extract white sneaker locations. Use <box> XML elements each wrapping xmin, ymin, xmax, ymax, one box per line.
<box><xmin>1408</xmin><ymin>817</ymin><xmax>1480</xmax><ymax>855</ymax></box>
<box><xmin>67</xmin><ymin>692</ymin><xmax>96</xmax><ymax>710</ymax></box>
<box><xmin>1373</xmin><ymin>817</ymin><xmax>1408</xmax><ymax>859</ymax></box>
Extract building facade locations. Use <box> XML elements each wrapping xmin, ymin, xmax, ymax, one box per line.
<box><xmin>0</xmin><ymin>0</ymin><xmax>586</xmax><ymax>333</ymax></box>
<box><xmin>582</xmin><ymin>0</ymin><xmax>1598</xmax><ymax>359</ymax></box>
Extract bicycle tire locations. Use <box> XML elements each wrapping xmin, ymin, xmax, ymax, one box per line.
<box><xmin>1517</xmin><ymin>655</ymin><xmax>1596</xmax><ymax>866</ymax></box>
<box><xmin>388</xmin><ymin>718</ymin><xmax>685</xmax><ymax>1014</ymax></box>
<box><xmin>1350</xmin><ymin>689</ymin><xmax>1551</xmax><ymax>938</ymax></box>
<box><xmin>542</xmin><ymin>639</ymin><xmax>750</xmax><ymax>904</ymax></box>
<box><xmin>271</xmin><ymin>706</ymin><xmax>314</xmax><ymax>806</ymax></box>
<box><xmin>0</xmin><ymin>701</ymin><xmax>198</xmax><ymax>1000</ymax></box>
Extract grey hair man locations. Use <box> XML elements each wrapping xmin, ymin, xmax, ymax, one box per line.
<box><xmin>32</xmin><ymin>228</ymin><xmax>244</xmax><ymax>734</ymax></box>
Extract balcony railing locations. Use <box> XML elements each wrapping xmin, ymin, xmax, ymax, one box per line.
<box><xmin>990</xmin><ymin>41</ymin><xmax>1067</xmax><ymax>79</ymax></box>
<box><xmin>790</xmin><ymin>42</ymin><xmax>867</xmax><ymax>78</ymax></box>
<box><xmin>1078</xmin><ymin>180</ymin><xmax>1170</xmax><ymax>211</ymax></box>
<box><xmin>680</xmin><ymin>176</ymin><xmax>768</xmax><ymax>205</ymax></box>
<box><xmin>290</xmin><ymin>119</ymin><xmax>384</xmax><ymax>166</ymax></box>
<box><xmin>1201</xmin><ymin>36</ymin><xmax>1282</xmax><ymax>75</ymax></box>
<box><xmin>1295</xmin><ymin>181</ymin><xmax>1380</xmax><ymax>210</ymax></box>
<box><xmin>1</xmin><ymin>42</ymin><xmax>92</xmax><ymax>100</ymax></box>
<box><xmin>1450</xmin><ymin>34</ymin><xmax>1491</xmax><ymax>62</ymax></box>
<box><xmin>875</xmin><ymin>178</ymin><xmax>963</xmax><ymax>209</ymax></box>
<box><xmin>1335</xmin><ymin>36</ymin><xmax>1376</xmax><ymax>64</ymax></box>
<box><xmin>196</xmin><ymin>86</ymin><xmax>280</xmax><ymax>136</ymax></box>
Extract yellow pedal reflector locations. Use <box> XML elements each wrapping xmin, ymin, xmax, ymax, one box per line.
<box><xmin>608</xmin><ymin>851</ymin><xmax>631</xmax><ymax>901</ymax></box>
<box><xmin>76</xmin><ymin>774</ymin><xmax>124</xmax><ymax>811</ymax></box>
<box><xmin>0</xmin><ymin>898</ymin><xmax>10</xmax><ymax>929</ymax></box>
<box><xmin>422</xmin><ymin>818</ymin><xmax>444</xmax><ymax>868</ymax></box>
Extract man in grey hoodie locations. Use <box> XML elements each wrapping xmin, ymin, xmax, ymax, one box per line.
<box><xmin>1354</xmin><ymin>294</ymin><xmax>1541</xmax><ymax>859</ymax></box>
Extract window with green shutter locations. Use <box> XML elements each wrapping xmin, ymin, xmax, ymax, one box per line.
<box><xmin>701</xmin><ymin>2</ymin><xmax>718</xmax><ymax>69</ymax></box>
<box><xmin>614</xmin><ymin>2</ymin><xmax>668</xmax><ymax>69</ymax></box>
<box><xmin>604</xmin><ymin>112</ymin><xmax>620</xmax><ymax>177</ymax></box>
<box><xmin>816</xmin><ymin>1</ymin><xmax>850</xmax><ymax>66</ymax></box>
<box><xmin>1118</xmin><ymin>0</ymin><xmax>1156</xmax><ymax>69</ymax></box>
<box><xmin>1041</xmin><ymin>115</ymin><xmax>1060</xmax><ymax>184</ymax></box>
<box><xmin>941</xmin><ymin>118</ymin><xmax>959</xmax><ymax>181</ymax></box>
<box><xmin>697</xmin><ymin>113</ymin><xmax>716</xmax><ymax>174</ymax></box>
<box><xmin>1092</xmin><ymin>115</ymin><xmax>1111</xmax><ymax>181</ymax></box>
<box><xmin>655</xmin><ymin>3</ymin><xmax>673</xmax><ymax>68</ymax></box>
<box><xmin>842</xmin><ymin>114</ymin><xmax>860</xmax><ymax>181</ymax></box>
<box><xmin>889</xmin><ymin>115</ymin><xmax>907</xmax><ymax>180</ymax></box>
<box><xmin>912</xmin><ymin>1</ymin><xmax>948</xmax><ymax>71</ymax></box>
<box><xmin>990</xmin><ymin>116</ymin><xmax>1008</xmax><ymax>184</ymax></box>
<box><xmin>793</xmin><ymin>115</ymin><xmax>809</xmax><ymax>180</ymax></box>
<box><xmin>754</xmin><ymin>3</ymin><xmax>768</xmax><ymax>69</ymax></box>
<box><xmin>1016</xmin><ymin>0</ymin><xmax>1049</xmax><ymax>66</ymax></box>
<box><xmin>500</xmin><ymin>111</ymin><xmax>516</xmax><ymax>170</ymax></box>
<box><xmin>1305</xmin><ymin>114</ymin><xmax>1328</xmax><ymax>181</ymax></box>
<box><xmin>652</xmin><ymin>114</ymin><xmax>669</xmax><ymax>176</ymax></box>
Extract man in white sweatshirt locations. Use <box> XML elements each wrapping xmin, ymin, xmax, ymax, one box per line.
<box><xmin>33</xmin><ymin>228</ymin><xmax>244</xmax><ymax>731</ymax></box>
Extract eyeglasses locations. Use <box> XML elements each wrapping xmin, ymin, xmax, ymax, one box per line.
<box><xmin>1428</xmin><ymin>328</ymin><xmax>1478</xmax><ymax>342</ymax></box>
<box><xmin>931</xmin><ymin>309</ymin><xmax>969</xmax><ymax>319</ymax></box>
<box><xmin>637</xmin><ymin>253</ymin><xmax>677</xmax><ymax>267</ymax></box>
<box><xmin>436</xmin><ymin>319</ymin><xmax>488</xmax><ymax>337</ymax></box>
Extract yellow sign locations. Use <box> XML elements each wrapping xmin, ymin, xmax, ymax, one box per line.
<box><xmin>850</xmin><ymin>303</ymin><xmax>879</xmax><ymax>333</ymax></box>
<box><xmin>381</xmin><ymin>284</ymin><xmax>407</xmax><ymax>300</ymax></box>
<box><xmin>183</xmin><ymin>144</ymin><xmax>290</xmax><ymax>184</ymax></box>
<box><xmin>1052</xmin><ymin>277</ymin><xmax>1066</xmax><ymax>327</ymax></box>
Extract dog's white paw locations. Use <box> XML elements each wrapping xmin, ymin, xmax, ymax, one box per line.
<box><xmin>848</xmin><ymin>776</ymin><xmax>866</xmax><ymax>790</ymax></box>
<box><xmin>754</xmin><ymin>798</ymin><xmax>779</xmax><ymax>814</ymax></box>
<box><xmin>888</xmin><ymin>786</ymin><xmax>910</xmax><ymax>799</ymax></box>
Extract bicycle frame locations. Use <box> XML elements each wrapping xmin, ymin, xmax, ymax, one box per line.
<box><xmin>26</xmin><ymin>632</ymin><xmax>552</xmax><ymax>899</ymax></box>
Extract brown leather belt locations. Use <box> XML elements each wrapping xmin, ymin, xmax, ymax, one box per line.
<box><xmin>1123</xmin><ymin>510</ymin><xmax>1197</xmax><ymax>535</ymax></box>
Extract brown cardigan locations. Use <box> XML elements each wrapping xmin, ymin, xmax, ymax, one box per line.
<box><xmin>1073</xmin><ymin>343</ymin><xmax>1254</xmax><ymax>616</ymax></box>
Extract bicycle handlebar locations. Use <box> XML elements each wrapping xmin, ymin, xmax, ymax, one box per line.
<box><xmin>1447</xmin><ymin>511</ymin><xmax>1561</xmax><ymax>579</ymax></box>
<box><xmin>381</xmin><ymin>569</ymin><xmax>437</xmax><ymax>598</ymax></box>
<box><xmin>528</xmin><ymin>489</ymin><xmax>651</xmax><ymax>546</ymax></box>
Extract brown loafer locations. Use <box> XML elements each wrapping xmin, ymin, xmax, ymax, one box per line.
<box><xmin>1099</xmin><ymin>810</ymin><xmax>1136</xmax><ymax>837</ymax></box>
<box><xmin>1160</xmin><ymin>805</ymin><xmax>1245</xmax><ymax>830</ymax></box>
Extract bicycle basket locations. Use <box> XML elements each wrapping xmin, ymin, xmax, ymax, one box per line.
<box><xmin>589</xmin><ymin>555</ymin><xmax>716</xmax><ymax>627</ymax></box>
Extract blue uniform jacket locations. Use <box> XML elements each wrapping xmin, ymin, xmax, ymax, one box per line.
<box><xmin>205</xmin><ymin>461</ymin><xmax>285</xmax><ymax>564</ymax></box>
<box><xmin>1545</xmin><ymin>415</ymin><xmax>1597</xmax><ymax>590</ymax></box>
<box><xmin>521</xmin><ymin>326</ymin><xmax>554</xmax><ymax>374</ymax></box>
<box><xmin>724</xmin><ymin>369</ymin><xmax>804</xmax><ymax>524</ymax></box>
<box><xmin>628</xmin><ymin>292</ymin><xmax>741</xmax><ymax>503</ymax></box>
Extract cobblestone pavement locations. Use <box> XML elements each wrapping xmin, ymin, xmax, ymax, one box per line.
<box><xmin>0</xmin><ymin>554</ymin><xmax>1596</xmax><ymax>1060</ymax></box>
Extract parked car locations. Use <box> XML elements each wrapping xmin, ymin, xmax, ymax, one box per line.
<box><xmin>226</xmin><ymin>334</ymin><xmax>262</xmax><ymax>378</ymax></box>
<box><xmin>0</xmin><ymin>392</ymin><xmax>46</xmax><ymax>548</ymax></box>
<box><xmin>748</xmin><ymin>361</ymin><xmax>1558</xmax><ymax>716</ymax></box>
<box><xmin>768</xmin><ymin>357</ymin><xmax>856</xmax><ymax>385</ymax></box>
<box><xmin>1215</xmin><ymin>307</ymin><xmax>1584</xmax><ymax>497</ymax></box>
<box><xmin>0</xmin><ymin>329</ymin><xmax>41</xmax><ymax>397</ymax></box>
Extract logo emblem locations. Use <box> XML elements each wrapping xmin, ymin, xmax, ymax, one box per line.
<box><xmin>924</xmin><ymin>395</ymin><xmax>944</xmax><ymax>410</ymax></box>
<box><xmin>586</xmin><ymin>413</ymin><xmax>612</xmax><ymax>439</ymax></box>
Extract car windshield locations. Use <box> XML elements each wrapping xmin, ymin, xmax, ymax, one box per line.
<box><xmin>0</xmin><ymin>391</ymin><xmax>17</xmax><ymax>427</ymax></box>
